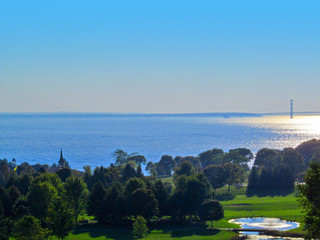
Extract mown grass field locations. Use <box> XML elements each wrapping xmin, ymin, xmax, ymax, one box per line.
<box><xmin>52</xmin><ymin>223</ymin><xmax>236</xmax><ymax>240</ymax></box>
<box><xmin>219</xmin><ymin>186</ymin><xmax>304</xmax><ymax>232</ymax></box>
<box><xmin>54</xmin><ymin>185</ymin><xmax>304</xmax><ymax>240</ymax></box>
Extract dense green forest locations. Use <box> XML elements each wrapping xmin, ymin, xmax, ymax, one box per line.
<box><xmin>1</xmin><ymin>139</ymin><xmax>320</xmax><ymax>239</ymax></box>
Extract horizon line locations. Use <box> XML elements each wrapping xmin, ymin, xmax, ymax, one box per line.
<box><xmin>1</xmin><ymin>111</ymin><xmax>320</xmax><ymax>115</ymax></box>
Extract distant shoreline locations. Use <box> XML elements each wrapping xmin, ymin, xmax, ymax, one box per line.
<box><xmin>1</xmin><ymin>112</ymin><xmax>320</xmax><ymax>118</ymax></box>
<box><xmin>0</xmin><ymin>112</ymin><xmax>262</xmax><ymax>118</ymax></box>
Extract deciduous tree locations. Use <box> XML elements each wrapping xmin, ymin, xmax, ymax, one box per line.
<box><xmin>203</xmin><ymin>165</ymin><xmax>227</xmax><ymax>190</ymax></box>
<box><xmin>198</xmin><ymin>199</ymin><xmax>224</xmax><ymax>228</ymax></box>
<box><xmin>63</xmin><ymin>176</ymin><xmax>88</xmax><ymax>222</ymax></box>
<box><xmin>298</xmin><ymin>160</ymin><xmax>320</xmax><ymax>239</ymax></box>
<box><xmin>47</xmin><ymin>197</ymin><xmax>74</xmax><ymax>240</ymax></box>
<box><xmin>12</xmin><ymin>215</ymin><xmax>50</xmax><ymax>240</ymax></box>
<box><xmin>27</xmin><ymin>181</ymin><xmax>56</xmax><ymax>225</ymax></box>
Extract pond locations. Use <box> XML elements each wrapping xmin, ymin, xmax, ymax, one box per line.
<box><xmin>229</xmin><ymin>218</ymin><xmax>302</xmax><ymax>240</ymax></box>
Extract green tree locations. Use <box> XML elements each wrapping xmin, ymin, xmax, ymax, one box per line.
<box><xmin>296</xmin><ymin>139</ymin><xmax>320</xmax><ymax>166</ymax></box>
<box><xmin>0</xmin><ymin>159</ymin><xmax>12</xmax><ymax>187</ymax></box>
<box><xmin>145</xmin><ymin>161</ymin><xmax>157</xmax><ymax>175</ymax></box>
<box><xmin>105</xmin><ymin>164</ymin><xmax>121</xmax><ymax>185</ymax></box>
<box><xmin>83</xmin><ymin>165</ymin><xmax>92</xmax><ymax>187</ymax></box>
<box><xmin>156</xmin><ymin>155</ymin><xmax>175</xmax><ymax>176</ymax></box>
<box><xmin>254</xmin><ymin>148</ymin><xmax>281</xmax><ymax>170</ymax></box>
<box><xmin>123</xmin><ymin>163</ymin><xmax>137</xmax><ymax>181</ymax></box>
<box><xmin>87</xmin><ymin>181</ymin><xmax>106</xmax><ymax>221</ymax></box>
<box><xmin>130</xmin><ymin>188</ymin><xmax>158</xmax><ymax>219</ymax></box>
<box><xmin>173</xmin><ymin>174</ymin><xmax>210</xmax><ymax>219</ymax></box>
<box><xmin>38</xmin><ymin>173</ymin><xmax>63</xmax><ymax>193</ymax></box>
<box><xmin>277</xmin><ymin>165</ymin><xmax>295</xmax><ymax>190</ymax></box>
<box><xmin>6</xmin><ymin>186</ymin><xmax>21</xmax><ymax>218</ymax></box>
<box><xmin>103</xmin><ymin>181</ymin><xmax>125</xmax><ymax>221</ymax></box>
<box><xmin>136</xmin><ymin>164</ymin><xmax>143</xmax><ymax>178</ymax></box>
<box><xmin>246</xmin><ymin>166</ymin><xmax>260</xmax><ymax>193</ymax></box>
<box><xmin>132</xmin><ymin>216</ymin><xmax>149</xmax><ymax>239</ymax></box>
<box><xmin>198</xmin><ymin>148</ymin><xmax>225</xmax><ymax>168</ymax></box>
<box><xmin>224</xmin><ymin>148</ymin><xmax>253</xmax><ymax>169</ymax></box>
<box><xmin>203</xmin><ymin>164</ymin><xmax>227</xmax><ymax>190</ymax></box>
<box><xmin>127</xmin><ymin>155</ymin><xmax>147</xmax><ymax>166</ymax></box>
<box><xmin>198</xmin><ymin>199</ymin><xmax>224</xmax><ymax>228</ymax></box>
<box><xmin>153</xmin><ymin>180</ymin><xmax>169</xmax><ymax>219</ymax></box>
<box><xmin>174</xmin><ymin>160</ymin><xmax>195</xmax><ymax>177</ymax></box>
<box><xmin>113</xmin><ymin>149</ymin><xmax>130</xmax><ymax>166</ymax></box>
<box><xmin>124</xmin><ymin>177</ymin><xmax>146</xmax><ymax>198</ymax></box>
<box><xmin>5</xmin><ymin>174</ymin><xmax>32</xmax><ymax>195</ymax></box>
<box><xmin>281</xmin><ymin>148</ymin><xmax>305</xmax><ymax>178</ymax></box>
<box><xmin>184</xmin><ymin>174</ymin><xmax>210</xmax><ymax>217</ymax></box>
<box><xmin>258</xmin><ymin>166</ymin><xmax>272</xmax><ymax>189</ymax></box>
<box><xmin>0</xmin><ymin>199</ymin><xmax>9</xmax><ymax>240</ymax></box>
<box><xmin>12</xmin><ymin>215</ymin><xmax>50</xmax><ymax>240</ymax></box>
<box><xmin>13</xmin><ymin>197</ymin><xmax>30</xmax><ymax>219</ymax></box>
<box><xmin>27</xmin><ymin>181</ymin><xmax>56</xmax><ymax>225</ymax></box>
<box><xmin>176</xmin><ymin>156</ymin><xmax>201</xmax><ymax>168</ymax></box>
<box><xmin>224</xmin><ymin>163</ymin><xmax>244</xmax><ymax>193</ymax></box>
<box><xmin>63</xmin><ymin>176</ymin><xmax>88</xmax><ymax>222</ymax></box>
<box><xmin>298</xmin><ymin>160</ymin><xmax>320</xmax><ymax>239</ymax></box>
<box><xmin>47</xmin><ymin>197</ymin><xmax>75</xmax><ymax>240</ymax></box>
<box><xmin>56</xmin><ymin>168</ymin><xmax>72</xmax><ymax>182</ymax></box>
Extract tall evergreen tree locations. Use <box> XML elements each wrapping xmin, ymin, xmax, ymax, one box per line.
<box><xmin>129</xmin><ymin>188</ymin><xmax>158</xmax><ymax>219</ymax></box>
<box><xmin>88</xmin><ymin>182</ymin><xmax>106</xmax><ymax>222</ymax></box>
<box><xmin>132</xmin><ymin>216</ymin><xmax>149</xmax><ymax>239</ymax></box>
<box><xmin>247</xmin><ymin>166</ymin><xmax>260</xmax><ymax>190</ymax></box>
<box><xmin>103</xmin><ymin>182</ymin><xmax>125</xmax><ymax>221</ymax></box>
<box><xmin>153</xmin><ymin>180</ymin><xmax>168</xmax><ymax>219</ymax></box>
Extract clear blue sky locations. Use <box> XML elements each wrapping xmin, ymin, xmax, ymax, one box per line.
<box><xmin>1</xmin><ymin>0</ymin><xmax>319</xmax><ymax>113</ymax></box>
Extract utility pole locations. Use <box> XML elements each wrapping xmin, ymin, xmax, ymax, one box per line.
<box><xmin>290</xmin><ymin>99</ymin><xmax>293</xmax><ymax>119</ymax></box>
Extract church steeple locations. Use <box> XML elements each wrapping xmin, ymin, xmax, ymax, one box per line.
<box><xmin>58</xmin><ymin>149</ymin><xmax>65</xmax><ymax>168</ymax></box>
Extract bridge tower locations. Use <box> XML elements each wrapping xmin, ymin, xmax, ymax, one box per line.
<box><xmin>290</xmin><ymin>99</ymin><xmax>293</xmax><ymax>119</ymax></box>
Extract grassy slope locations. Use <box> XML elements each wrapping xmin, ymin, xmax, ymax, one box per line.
<box><xmin>219</xmin><ymin>185</ymin><xmax>304</xmax><ymax>232</ymax></box>
<box><xmin>54</xmin><ymin>185</ymin><xmax>304</xmax><ymax>240</ymax></box>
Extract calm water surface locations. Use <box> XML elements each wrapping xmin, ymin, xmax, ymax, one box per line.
<box><xmin>1</xmin><ymin>114</ymin><xmax>320</xmax><ymax>170</ymax></box>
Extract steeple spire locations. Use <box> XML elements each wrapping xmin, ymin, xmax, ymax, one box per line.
<box><xmin>58</xmin><ymin>149</ymin><xmax>65</xmax><ymax>168</ymax></box>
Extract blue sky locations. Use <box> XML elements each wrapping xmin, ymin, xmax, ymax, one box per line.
<box><xmin>1</xmin><ymin>0</ymin><xmax>319</xmax><ymax>113</ymax></box>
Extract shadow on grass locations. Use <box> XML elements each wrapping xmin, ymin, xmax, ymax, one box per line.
<box><xmin>72</xmin><ymin>223</ymin><xmax>133</xmax><ymax>240</ymax></box>
<box><xmin>215</xmin><ymin>193</ymin><xmax>236</xmax><ymax>201</ymax></box>
<box><xmin>72</xmin><ymin>222</ymin><xmax>222</xmax><ymax>239</ymax></box>
<box><xmin>149</xmin><ymin>222</ymin><xmax>221</xmax><ymax>238</ymax></box>
<box><xmin>246</xmin><ymin>188</ymin><xmax>294</xmax><ymax>197</ymax></box>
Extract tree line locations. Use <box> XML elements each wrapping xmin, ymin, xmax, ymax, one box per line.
<box><xmin>1</xmin><ymin>138</ymin><xmax>320</xmax><ymax>239</ymax></box>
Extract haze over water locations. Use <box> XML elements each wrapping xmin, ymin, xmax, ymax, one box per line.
<box><xmin>1</xmin><ymin>114</ymin><xmax>319</xmax><ymax>170</ymax></box>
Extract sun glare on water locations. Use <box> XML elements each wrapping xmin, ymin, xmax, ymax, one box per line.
<box><xmin>263</xmin><ymin>115</ymin><xmax>320</xmax><ymax>135</ymax></box>
<box><xmin>202</xmin><ymin>115</ymin><xmax>320</xmax><ymax>151</ymax></box>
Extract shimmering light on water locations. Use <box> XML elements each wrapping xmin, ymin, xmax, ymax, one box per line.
<box><xmin>201</xmin><ymin>115</ymin><xmax>320</xmax><ymax>150</ymax></box>
<box><xmin>0</xmin><ymin>114</ymin><xmax>319</xmax><ymax>169</ymax></box>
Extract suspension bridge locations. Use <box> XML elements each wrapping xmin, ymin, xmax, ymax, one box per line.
<box><xmin>255</xmin><ymin>99</ymin><xmax>320</xmax><ymax>118</ymax></box>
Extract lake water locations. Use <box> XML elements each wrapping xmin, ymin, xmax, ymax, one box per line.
<box><xmin>230</xmin><ymin>218</ymin><xmax>301</xmax><ymax>240</ymax></box>
<box><xmin>1</xmin><ymin>114</ymin><xmax>320</xmax><ymax>170</ymax></box>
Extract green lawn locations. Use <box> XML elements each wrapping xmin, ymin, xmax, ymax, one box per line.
<box><xmin>53</xmin><ymin>223</ymin><xmax>236</xmax><ymax>240</ymax></box>
<box><xmin>53</xmin><ymin>185</ymin><xmax>304</xmax><ymax>239</ymax></box>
